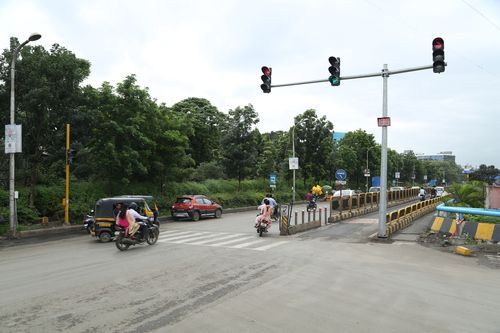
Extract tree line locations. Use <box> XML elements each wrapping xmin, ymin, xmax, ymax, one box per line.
<box><xmin>0</xmin><ymin>38</ymin><xmax>495</xmax><ymax>223</ymax></box>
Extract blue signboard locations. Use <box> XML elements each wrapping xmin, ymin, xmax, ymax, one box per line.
<box><xmin>269</xmin><ymin>173</ymin><xmax>277</xmax><ymax>185</ymax></box>
<box><xmin>335</xmin><ymin>169</ymin><xmax>347</xmax><ymax>181</ymax></box>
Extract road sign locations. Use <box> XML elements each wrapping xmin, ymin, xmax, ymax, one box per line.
<box><xmin>377</xmin><ymin>117</ymin><xmax>391</xmax><ymax>127</ymax></box>
<box><xmin>269</xmin><ymin>174</ymin><xmax>277</xmax><ymax>184</ymax></box>
<box><xmin>335</xmin><ymin>169</ymin><xmax>347</xmax><ymax>181</ymax></box>
<box><xmin>289</xmin><ymin>157</ymin><xmax>299</xmax><ymax>170</ymax></box>
<box><xmin>364</xmin><ymin>168</ymin><xmax>370</xmax><ymax>177</ymax></box>
<box><xmin>395</xmin><ymin>172</ymin><xmax>400</xmax><ymax>179</ymax></box>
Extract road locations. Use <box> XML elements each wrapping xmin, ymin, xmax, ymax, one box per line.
<box><xmin>1</xmin><ymin>204</ymin><xmax>500</xmax><ymax>332</ymax></box>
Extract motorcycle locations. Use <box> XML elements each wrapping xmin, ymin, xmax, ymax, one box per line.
<box><xmin>114</xmin><ymin>218</ymin><xmax>159</xmax><ymax>251</ymax></box>
<box><xmin>82</xmin><ymin>210</ymin><xmax>94</xmax><ymax>234</ymax></box>
<box><xmin>256</xmin><ymin>219</ymin><xmax>270</xmax><ymax>237</ymax></box>
<box><xmin>307</xmin><ymin>199</ymin><xmax>317</xmax><ymax>212</ymax></box>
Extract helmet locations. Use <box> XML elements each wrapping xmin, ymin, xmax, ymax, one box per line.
<box><xmin>129</xmin><ymin>202</ymin><xmax>138</xmax><ymax>210</ymax></box>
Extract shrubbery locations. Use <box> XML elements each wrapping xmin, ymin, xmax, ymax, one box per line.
<box><xmin>0</xmin><ymin>177</ymin><xmax>321</xmax><ymax>228</ymax></box>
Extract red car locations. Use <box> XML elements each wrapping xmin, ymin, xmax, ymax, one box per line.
<box><xmin>171</xmin><ymin>195</ymin><xmax>223</xmax><ymax>221</ymax></box>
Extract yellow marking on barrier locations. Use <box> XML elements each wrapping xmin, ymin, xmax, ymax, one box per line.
<box><xmin>431</xmin><ymin>217</ymin><xmax>444</xmax><ymax>232</ymax></box>
<box><xmin>449</xmin><ymin>220</ymin><xmax>457</xmax><ymax>235</ymax></box>
<box><xmin>475</xmin><ymin>223</ymin><xmax>495</xmax><ymax>241</ymax></box>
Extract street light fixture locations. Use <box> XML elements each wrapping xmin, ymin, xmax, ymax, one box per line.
<box><xmin>8</xmin><ymin>32</ymin><xmax>42</xmax><ymax>238</ymax></box>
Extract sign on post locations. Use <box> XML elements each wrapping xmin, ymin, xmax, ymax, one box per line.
<box><xmin>4</xmin><ymin>125</ymin><xmax>22</xmax><ymax>153</ymax></box>
<box><xmin>289</xmin><ymin>157</ymin><xmax>299</xmax><ymax>170</ymax></box>
<box><xmin>335</xmin><ymin>169</ymin><xmax>347</xmax><ymax>181</ymax></box>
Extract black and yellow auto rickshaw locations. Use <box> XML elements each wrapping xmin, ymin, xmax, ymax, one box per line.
<box><xmin>91</xmin><ymin>197</ymin><xmax>153</xmax><ymax>242</ymax></box>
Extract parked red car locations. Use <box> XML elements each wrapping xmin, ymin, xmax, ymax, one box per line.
<box><xmin>171</xmin><ymin>195</ymin><xmax>223</xmax><ymax>221</ymax></box>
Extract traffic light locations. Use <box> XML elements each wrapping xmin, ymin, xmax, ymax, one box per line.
<box><xmin>432</xmin><ymin>37</ymin><xmax>445</xmax><ymax>73</ymax></box>
<box><xmin>260</xmin><ymin>66</ymin><xmax>272</xmax><ymax>93</ymax></box>
<box><xmin>328</xmin><ymin>56</ymin><xmax>340</xmax><ymax>86</ymax></box>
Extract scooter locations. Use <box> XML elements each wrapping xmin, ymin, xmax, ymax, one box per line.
<box><xmin>256</xmin><ymin>219</ymin><xmax>270</xmax><ymax>237</ymax></box>
<box><xmin>306</xmin><ymin>199</ymin><xmax>317</xmax><ymax>212</ymax></box>
<box><xmin>114</xmin><ymin>218</ymin><xmax>159</xmax><ymax>251</ymax></box>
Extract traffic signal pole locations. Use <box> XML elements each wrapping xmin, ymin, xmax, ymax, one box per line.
<box><xmin>266</xmin><ymin>62</ymin><xmax>446</xmax><ymax>238</ymax></box>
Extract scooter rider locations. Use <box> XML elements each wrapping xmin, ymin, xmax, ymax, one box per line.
<box><xmin>128</xmin><ymin>202</ymin><xmax>149</xmax><ymax>239</ymax></box>
<box><xmin>262</xmin><ymin>194</ymin><xmax>278</xmax><ymax>220</ymax></box>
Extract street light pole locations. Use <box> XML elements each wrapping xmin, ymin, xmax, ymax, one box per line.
<box><xmin>8</xmin><ymin>33</ymin><xmax>41</xmax><ymax>238</ymax></box>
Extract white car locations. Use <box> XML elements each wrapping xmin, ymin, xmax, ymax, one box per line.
<box><xmin>333</xmin><ymin>189</ymin><xmax>357</xmax><ymax>198</ymax></box>
<box><xmin>435</xmin><ymin>186</ymin><xmax>445</xmax><ymax>197</ymax></box>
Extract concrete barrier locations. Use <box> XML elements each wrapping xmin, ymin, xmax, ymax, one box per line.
<box><xmin>430</xmin><ymin>217</ymin><xmax>500</xmax><ymax>242</ymax></box>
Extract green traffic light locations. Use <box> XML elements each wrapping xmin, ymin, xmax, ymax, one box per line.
<box><xmin>329</xmin><ymin>76</ymin><xmax>340</xmax><ymax>86</ymax></box>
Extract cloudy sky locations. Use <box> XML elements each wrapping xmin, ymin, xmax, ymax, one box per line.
<box><xmin>1</xmin><ymin>0</ymin><xmax>499</xmax><ymax>168</ymax></box>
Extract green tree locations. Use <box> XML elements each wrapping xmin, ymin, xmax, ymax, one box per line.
<box><xmin>0</xmin><ymin>41</ymin><xmax>90</xmax><ymax>205</ymax></box>
<box><xmin>221</xmin><ymin>105</ymin><xmax>260</xmax><ymax>190</ymax></box>
<box><xmin>449</xmin><ymin>181</ymin><xmax>485</xmax><ymax>208</ymax></box>
<box><xmin>337</xmin><ymin>129</ymin><xmax>377</xmax><ymax>189</ymax></box>
<box><xmin>470</xmin><ymin>164</ymin><xmax>499</xmax><ymax>184</ymax></box>
<box><xmin>294</xmin><ymin>109</ymin><xmax>334</xmax><ymax>186</ymax></box>
<box><xmin>171</xmin><ymin>98</ymin><xmax>226</xmax><ymax>166</ymax></box>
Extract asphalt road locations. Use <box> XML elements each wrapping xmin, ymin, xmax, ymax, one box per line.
<box><xmin>1</xmin><ymin>204</ymin><xmax>500</xmax><ymax>332</ymax></box>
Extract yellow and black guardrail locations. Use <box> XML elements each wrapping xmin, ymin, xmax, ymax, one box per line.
<box><xmin>385</xmin><ymin>196</ymin><xmax>448</xmax><ymax>236</ymax></box>
<box><xmin>431</xmin><ymin>217</ymin><xmax>500</xmax><ymax>242</ymax></box>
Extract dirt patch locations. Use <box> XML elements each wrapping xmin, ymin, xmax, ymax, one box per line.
<box><xmin>417</xmin><ymin>231</ymin><xmax>500</xmax><ymax>269</ymax></box>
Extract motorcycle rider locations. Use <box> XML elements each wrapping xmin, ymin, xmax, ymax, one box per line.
<box><xmin>128</xmin><ymin>202</ymin><xmax>149</xmax><ymax>239</ymax></box>
<box><xmin>305</xmin><ymin>190</ymin><xmax>316</xmax><ymax>209</ymax></box>
<box><xmin>262</xmin><ymin>194</ymin><xmax>278</xmax><ymax>220</ymax></box>
<box><xmin>255</xmin><ymin>199</ymin><xmax>273</xmax><ymax>230</ymax></box>
<box><xmin>419</xmin><ymin>187</ymin><xmax>426</xmax><ymax>201</ymax></box>
<box><xmin>430</xmin><ymin>186</ymin><xmax>437</xmax><ymax>199</ymax></box>
<box><xmin>115</xmin><ymin>203</ymin><xmax>140</xmax><ymax>236</ymax></box>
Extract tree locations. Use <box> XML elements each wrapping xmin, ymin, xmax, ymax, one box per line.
<box><xmin>449</xmin><ymin>181</ymin><xmax>485</xmax><ymax>208</ymax></box>
<box><xmin>0</xmin><ymin>41</ymin><xmax>91</xmax><ymax>205</ymax></box>
<box><xmin>470</xmin><ymin>164</ymin><xmax>499</xmax><ymax>184</ymax></box>
<box><xmin>294</xmin><ymin>109</ymin><xmax>334</xmax><ymax>186</ymax></box>
<box><xmin>336</xmin><ymin>129</ymin><xmax>377</xmax><ymax>189</ymax></box>
<box><xmin>171</xmin><ymin>98</ymin><xmax>226</xmax><ymax>166</ymax></box>
<box><xmin>221</xmin><ymin>105</ymin><xmax>260</xmax><ymax>190</ymax></box>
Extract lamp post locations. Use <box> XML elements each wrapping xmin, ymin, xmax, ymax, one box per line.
<box><xmin>365</xmin><ymin>146</ymin><xmax>373</xmax><ymax>193</ymax></box>
<box><xmin>8</xmin><ymin>33</ymin><xmax>41</xmax><ymax>238</ymax></box>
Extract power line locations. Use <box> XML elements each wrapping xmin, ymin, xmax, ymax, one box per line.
<box><xmin>461</xmin><ymin>0</ymin><xmax>500</xmax><ymax>33</ymax></box>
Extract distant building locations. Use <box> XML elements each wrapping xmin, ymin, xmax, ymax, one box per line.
<box><xmin>416</xmin><ymin>151</ymin><xmax>455</xmax><ymax>163</ymax></box>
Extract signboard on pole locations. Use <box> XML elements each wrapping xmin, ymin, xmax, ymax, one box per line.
<box><xmin>335</xmin><ymin>169</ymin><xmax>347</xmax><ymax>181</ymax></box>
<box><xmin>4</xmin><ymin>125</ymin><xmax>22</xmax><ymax>153</ymax></box>
<box><xmin>377</xmin><ymin>117</ymin><xmax>391</xmax><ymax>127</ymax></box>
<box><xmin>289</xmin><ymin>157</ymin><xmax>299</xmax><ymax>170</ymax></box>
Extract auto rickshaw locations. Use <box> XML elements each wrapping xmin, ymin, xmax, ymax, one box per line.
<box><xmin>91</xmin><ymin>197</ymin><xmax>152</xmax><ymax>242</ymax></box>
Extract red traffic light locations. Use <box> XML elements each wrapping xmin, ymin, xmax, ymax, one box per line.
<box><xmin>432</xmin><ymin>37</ymin><xmax>444</xmax><ymax>51</ymax></box>
<box><xmin>262</xmin><ymin>66</ymin><xmax>271</xmax><ymax>76</ymax></box>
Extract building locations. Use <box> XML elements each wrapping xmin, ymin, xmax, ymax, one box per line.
<box><xmin>416</xmin><ymin>151</ymin><xmax>455</xmax><ymax>163</ymax></box>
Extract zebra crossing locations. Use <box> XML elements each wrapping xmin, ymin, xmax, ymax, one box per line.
<box><xmin>157</xmin><ymin>229</ymin><xmax>289</xmax><ymax>251</ymax></box>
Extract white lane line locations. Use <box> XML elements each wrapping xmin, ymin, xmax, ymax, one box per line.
<box><xmin>208</xmin><ymin>236</ymin><xmax>256</xmax><ymax>247</ymax></box>
<box><xmin>169</xmin><ymin>233</ymin><xmax>228</xmax><ymax>244</ymax></box>
<box><xmin>229</xmin><ymin>239</ymin><xmax>266</xmax><ymax>249</ymax></box>
<box><xmin>253</xmin><ymin>241</ymin><xmax>289</xmax><ymax>251</ymax></box>
<box><xmin>159</xmin><ymin>230</ymin><xmax>192</xmax><ymax>236</ymax></box>
<box><xmin>158</xmin><ymin>232</ymin><xmax>208</xmax><ymax>242</ymax></box>
<box><xmin>189</xmin><ymin>234</ymin><xmax>245</xmax><ymax>245</ymax></box>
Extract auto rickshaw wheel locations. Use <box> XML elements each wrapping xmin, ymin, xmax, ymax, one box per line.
<box><xmin>98</xmin><ymin>231</ymin><xmax>112</xmax><ymax>242</ymax></box>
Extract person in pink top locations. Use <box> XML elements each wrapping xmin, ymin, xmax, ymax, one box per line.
<box><xmin>115</xmin><ymin>203</ymin><xmax>139</xmax><ymax>236</ymax></box>
<box><xmin>255</xmin><ymin>199</ymin><xmax>273</xmax><ymax>230</ymax></box>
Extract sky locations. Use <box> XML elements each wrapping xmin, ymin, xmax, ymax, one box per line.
<box><xmin>1</xmin><ymin>0</ymin><xmax>499</xmax><ymax>168</ymax></box>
